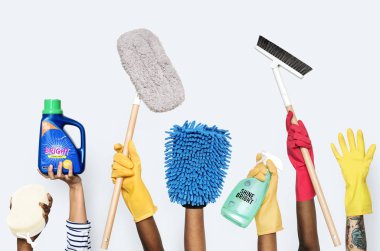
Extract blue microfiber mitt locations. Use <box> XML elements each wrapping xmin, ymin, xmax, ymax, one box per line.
<box><xmin>164</xmin><ymin>121</ymin><xmax>232</xmax><ymax>207</ymax></box>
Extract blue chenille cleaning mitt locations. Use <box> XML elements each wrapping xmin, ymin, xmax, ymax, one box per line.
<box><xmin>164</xmin><ymin>121</ymin><xmax>232</xmax><ymax>208</ymax></box>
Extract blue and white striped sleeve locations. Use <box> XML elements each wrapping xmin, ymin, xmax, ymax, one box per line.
<box><xmin>65</xmin><ymin>220</ymin><xmax>91</xmax><ymax>250</ymax></box>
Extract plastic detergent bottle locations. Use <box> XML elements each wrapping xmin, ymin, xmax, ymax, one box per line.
<box><xmin>38</xmin><ymin>99</ymin><xmax>86</xmax><ymax>175</ymax></box>
<box><xmin>221</xmin><ymin>152</ymin><xmax>283</xmax><ymax>228</ymax></box>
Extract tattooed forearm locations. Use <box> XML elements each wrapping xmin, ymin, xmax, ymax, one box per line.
<box><xmin>346</xmin><ymin>216</ymin><xmax>366</xmax><ymax>251</ymax></box>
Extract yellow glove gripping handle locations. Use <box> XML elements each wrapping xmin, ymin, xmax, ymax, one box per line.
<box><xmin>287</xmin><ymin>106</ymin><xmax>341</xmax><ymax>247</ymax></box>
<box><xmin>101</xmin><ymin>103</ymin><xmax>140</xmax><ymax>250</ymax></box>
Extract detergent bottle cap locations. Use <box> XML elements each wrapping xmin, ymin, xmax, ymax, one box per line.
<box><xmin>259</xmin><ymin>151</ymin><xmax>283</xmax><ymax>172</ymax></box>
<box><xmin>43</xmin><ymin>99</ymin><xmax>63</xmax><ymax>115</ymax></box>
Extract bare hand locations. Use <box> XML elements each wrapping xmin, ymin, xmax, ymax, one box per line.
<box><xmin>11</xmin><ymin>193</ymin><xmax>53</xmax><ymax>242</ymax></box>
<box><xmin>38</xmin><ymin>162</ymin><xmax>82</xmax><ymax>189</ymax></box>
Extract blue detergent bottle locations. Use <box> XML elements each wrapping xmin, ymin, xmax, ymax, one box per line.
<box><xmin>221</xmin><ymin>152</ymin><xmax>283</xmax><ymax>228</ymax></box>
<box><xmin>38</xmin><ymin>99</ymin><xmax>86</xmax><ymax>175</ymax></box>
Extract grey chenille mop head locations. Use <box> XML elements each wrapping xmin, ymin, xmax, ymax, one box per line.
<box><xmin>117</xmin><ymin>28</ymin><xmax>185</xmax><ymax>112</ymax></box>
<box><xmin>102</xmin><ymin>29</ymin><xmax>185</xmax><ymax>250</ymax></box>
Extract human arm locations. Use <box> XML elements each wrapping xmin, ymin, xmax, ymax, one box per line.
<box><xmin>296</xmin><ymin>200</ymin><xmax>320</xmax><ymax>251</ymax></box>
<box><xmin>112</xmin><ymin>141</ymin><xmax>163</xmax><ymax>251</ymax></box>
<box><xmin>247</xmin><ymin>153</ymin><xmax>283</xmax><ymax>251</ymax></box>
<box><xmin>258</xmin><ymin>234</ymin><xmax>277</xmax><ymax>251</ymax></box>
<box><xmin>14</xmin><ymin>194</ymin><xmax>53</xmax><ymax>251</ymax></box>
<box><xmin>286</xmin><ymin>111</ymin><xmax>320</xmax><ymax>250</ymax></box>
<box><xmin>184</xmin><ymin>208</ymin><xmax>206</xmax><ymax>251</ymax></box>
<box><xmin>331</xmin><ymin>129</ymin><xmax>375</xmax><ymax>251</ymax></box>
<box><xmin>39</xmin><ymin>163</ymin><xmax>91</xmax><ymax>250</ymax></box>
<box><xmin>346</xmin><ymin>216</ymin><xmax>366</xmax><ymax>250</ymax></box>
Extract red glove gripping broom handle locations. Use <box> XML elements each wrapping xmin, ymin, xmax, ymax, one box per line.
<box><xmin>272</xmin><ymin>66</ymin><xmax>341</xmax><ymax>247</ymax></box>
<box><xmin>101</xmin><ymin>97</ymin><xmax>140</xmax><ymax>250</ymax></box>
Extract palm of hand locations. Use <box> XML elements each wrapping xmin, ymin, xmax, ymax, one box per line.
<box><xmin>339</xmin><ymin>152</ymin><xmax>369</xmax><ymax>187</ymax></box>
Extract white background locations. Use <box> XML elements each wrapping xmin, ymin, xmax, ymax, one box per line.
<box><xmin>1</xmin><ymin>1</ymin><xmax>379</xmax><ymax>250</ymax></box>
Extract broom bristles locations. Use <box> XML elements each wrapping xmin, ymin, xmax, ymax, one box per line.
<box><xmin>257</xmin><ymin>35</ymin><xmax>312</xmax><ymax>76</ymax></box>
<box><xmin>164</xmin><ymin>121</ymin><xmax>231</xmax><ymax>206</ymax></box>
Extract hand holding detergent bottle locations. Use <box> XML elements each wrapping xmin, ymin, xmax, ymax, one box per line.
<box><xmin>38</xmin><ymin>99</ymin><xmax>86</xmax><ymax>175</ymax></box>
<box><xmin>221</xmin><ymin>152</ymin><xmax>283</xmax><ymax>228</ymax></box>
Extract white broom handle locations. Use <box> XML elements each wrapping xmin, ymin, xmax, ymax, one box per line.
<box><xmin>272</xmin><ymin>66</ymin><xmax>341</xmax><ymax>247</ymax></box>
<box><xmin>101</xmin><ymin>96</ymin><xmax>140</xmax><ymax>250</ymax></box>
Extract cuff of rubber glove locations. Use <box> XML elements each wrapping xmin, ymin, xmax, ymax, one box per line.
<box><xmin>296</xmin><ymin>169</ymin><xmax>316</xmax><ymax>202</ymax></box>
<box><xmin>346</xmin><ymin>207</ymin><xmax>372</xmax><ymax>217</ymax></box>
<box><xmin>182</xmin><ymin>204</ymin><xmax>206</xmax><ymax>209</ymax></box>
<box><xmin>257</xmin><ymin>226</ymin><xmax>284</xmax><ymax>236</ymax></box>
<box><xmin>134</xmin><ymin>206</ymin><xmax>158</xmax><ymax>222</ymax></box>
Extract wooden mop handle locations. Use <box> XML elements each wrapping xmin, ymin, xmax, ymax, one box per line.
<box><xmin>287</xmin><ymin>106</ymin><xmax>341</xmax><ymax>246</ymax></box>
<box><xmin>101</xmin><ymin>103</ymin><xmax>140</xmax><ymax>250</ymax></box>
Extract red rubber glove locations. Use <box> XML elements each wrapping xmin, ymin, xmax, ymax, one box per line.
<box><xmin>286</xmin><ymin>111</ymin><xmax>315</xmax><ymax>201</ymax></box>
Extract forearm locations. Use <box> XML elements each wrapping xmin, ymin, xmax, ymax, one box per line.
<box><xmin>68</xmin><ymin>182</ymin><xmax>87</xmax><ymax>223</ymax></box>
<box><xmin>184</xmin><ymin>208</ymin><xmax>206</xmax><ymax>251</ymax></box>
<box><xmin>258</xmin><ymin>233</ymin><xmax>277</xmax><ymax>251</ymax></box>
<box><xmin>136</xmin><ymin>216</ymin><xmax>164</xmax><ymax>251</ymax></box>
<box><xmin>346</xmin><ymin>216</ymin><xmax>366</xmax><ymax>251</ymax></box>
<box><xmin>17</xmin><ymin>239</ymin><xmax>32</xmax><ymax>251</ymax></box>
<box><xmin>296</xmin><ymin>199</ymin><xmax>320</xmax><ymax>251</ymax></box>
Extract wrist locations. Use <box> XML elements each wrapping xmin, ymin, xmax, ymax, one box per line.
<box><xmin>295</xmin><ymin>169</ymin><xmax>315</xmax><ymax>201</ymax></box>
<box><xmin>17</xmin><ymin>238</ymin><xmax>32</xmax><ymax>251</ymax></box>
<box><xmin>69</xmin><ymin>181</ymin><xmax>83</xmax><ymax>191</ymax></box>
<box><xmin>345</xmin><ymin>184</ymin><xmax>372</xmax><ymax>216</ymax></box>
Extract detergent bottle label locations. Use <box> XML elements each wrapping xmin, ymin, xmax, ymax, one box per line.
<box><xmin>39</xmin><ymin>120</ymin><xmax>80</xmax><ymax>173</ymax></box>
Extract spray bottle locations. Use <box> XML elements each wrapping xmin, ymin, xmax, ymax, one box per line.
<box><xmin>221</xmin><ymin>152</ymin><xmax>283</xmax><ymax>228</ymax></box>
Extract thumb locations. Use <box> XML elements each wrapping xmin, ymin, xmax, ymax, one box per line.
<box><xmin>128</xmin><ymin>141</ymin><xmax>141</xmax><ymax>165</ymax></box>
<box><xmin>297</xmin><ymin>120</ymin><xmax>310</xmax><ymax>137</ymax></box>
<box><xmin>286</xmin><ymin>111</ymin><xmax>293</xmax><ymax>132</ymax></box>
<box><xmin>365</xmin><ymin>144</ymin><xmax>376</xmax><ymax>162</ymax></box>
<box><xmin>114</xmin><ymin>143</ymin><xmax>123</xmax><ymax>153</ymax></box>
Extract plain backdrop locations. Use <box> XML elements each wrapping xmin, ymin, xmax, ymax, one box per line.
<box><xmin>1</xmin><ymin>1</ymin><xmax>379</xmax><ymax>250</ymax></box>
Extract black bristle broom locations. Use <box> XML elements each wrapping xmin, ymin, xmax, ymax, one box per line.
<box><xmin>256</xmin><ymin>36</ymin><xmax>341</xmax><ymax>247</ymax></box>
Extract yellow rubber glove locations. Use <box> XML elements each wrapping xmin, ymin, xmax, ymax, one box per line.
<box><xmin>247</xmin><ymin>153</ymin><xmax>283</xmax><ymax>235</ymax></box>
<box><xmin>112</xmin><ymin>141</ymin><xmax>157</xmax><ymax>222</ymax></box>
<box><xmin>331</xmin><ymin>129</ymin><xmax>376</xmax><ymax>216</ymax></box>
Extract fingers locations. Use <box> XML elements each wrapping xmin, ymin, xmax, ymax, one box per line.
<box><xmin>40</xmin><ymin>202</ymin><xmax>51</xmax><ymax>215</ymax></box>
<box><xmin>331</xmin><ymin>143</ymin><xmax>342</xmax><ymax>160</ymax></box>
<box><xmin>247</xmin><ymin>166</ymin><xmax>260</xmax><ymax>178</ymax></box>
<box><xmin>47</xmin><ymin>193</ymin><xmax>53</xmax><ymax>208</ymax></box>
<box><xmin>41</xmin><ymin>194</ymin><xmax>53</xmax><ymax>224</ymax></box>
<box><xmin>68</xmin><ymin>162</ymin><xmax>73</xmax><ymax>177</ymax></box>
<box><xmin>48</xmin><ymin>165</ymin><xmax>55</xmax><ymax>179</ymax></box>
<box><xmin>357</xmin><ymin>129</ymin><xmax>365</xmax><ymax>154</ymax></box>
<box><xmin>338</xmin><ymin>132</ymin><xmax>349</xmax><ymax>155</ymax></box>
<box><xmin>347</xmin><ymin>128</ymin><xmax>357</xmax><ymax>152</ymax></box>
<box><xmin>111</xmin><ymin>163</ymin><xmax>135</xmax><ymax>178</ymax></box>
<box><xmin>288</xmin><ymin>133</ymin><xmax>312</xmax><ymax>149</ymax></box>
<box><xmin>286</xmin><ymin>111</ymin><xmax>294</xmax><ymax>131</ymax></box>
<box><xmin>365</xmin><ymin>144</ymin><xmax>376</xmax><ymax>162</ymax></box>
<box><xmin>255</xmin><ymin>172</ymin><xmax>266</xmax><ymax>181</ymax></box>
<box><xmin>40</xmin><ymin>202</ymin><xmax>50</xmax><ymax>224</ymax></box>
<box><xmin>266</xmin><ymin>159</ymin><xmax>278</xmax><ymax>176</ymax></box>
<box><xmin>114</xmin><ymin>153</ymin><xmax>133</xmax><ymax>168</ymax></box>
<box><xmin>56</xmin><ymin>162</ymin><xmax>63</xmax><ymax>178</ymax></box>
<box><xmin>297</xmin><ymin>120</ymin><xmax>308</xmax><ymax>134</ymax></box>
<box><xmin>256</xmin><ymin>153</ymin><xmax>263</xmax><ymax>162</ymax></box>
<box><xmin>247</xmin><ymin>163</ymin><xmax>267</xmax><ymax>181</ymax></box>
<box><xmin>128</xmin><ymin>141</ymin><xmax>141</xmax><ymax>165</ymax></box>
<box><xmin>114</xmin><ymin>143</ymin><xmax>123</xmax><ymax>153</ymax></box>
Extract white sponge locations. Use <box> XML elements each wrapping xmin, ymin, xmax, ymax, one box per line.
<box><xmin>7</xmin><ymin>185</ymin><xmax>49</xmax><ymax>240</ymax></box>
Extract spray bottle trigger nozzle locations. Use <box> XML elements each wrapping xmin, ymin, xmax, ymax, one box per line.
<box><xmin>260</xmin><ymin>151</ymin><xmax>283</xmax><ymax>172</ymax></box>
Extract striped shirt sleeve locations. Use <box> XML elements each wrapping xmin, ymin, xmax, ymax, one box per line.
<box><xmin>65</xmin><ymin>220</ymin><xmax>91</xmax><ymax>250</ymax></box>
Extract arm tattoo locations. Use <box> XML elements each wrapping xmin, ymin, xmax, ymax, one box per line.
<box><xmin>346</xmin><ymin>216</ymin><xmax>366</xmax><ymax>251</ymax></box>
